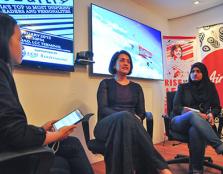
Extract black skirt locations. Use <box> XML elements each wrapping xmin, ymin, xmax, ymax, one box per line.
<box><xmin>94</xmin><ymin>111</ymin><xmax>168</xmax><ymax>174</ymax></box>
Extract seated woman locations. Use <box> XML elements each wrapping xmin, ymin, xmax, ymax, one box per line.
<box><xmin>171</xmin><ymin>62</ymin><xmax>223</xmax><ymax>174</ymax></box>
<box><xmin>0</xmin><ymin>13</ymin><xmax>94</xmax><ymax>174</ymax></box>
<box><xmin>94</xmin><ymin>50</ymin><xmax>172</xmax><ymax>174</ymax></box>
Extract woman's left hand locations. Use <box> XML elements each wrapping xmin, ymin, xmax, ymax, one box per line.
<box><xmin>42</xmin><ymin>120</ymin><xmax>58</xmax><ymax>131</ymax></box>
<box><xmin>207</xmin><ymin>113</ymin><xmax>215</xmax><ymax>126</ymax></box>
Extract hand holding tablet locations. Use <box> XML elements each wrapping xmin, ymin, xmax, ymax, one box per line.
<box><xmin>53</xmin><ymin>109</ymin><xmax>85</xmax><ymax>131</ymax></box>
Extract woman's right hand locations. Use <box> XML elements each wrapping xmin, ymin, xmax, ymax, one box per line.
<box><xmin>199</xmin><ymin>113</ymin><xmax>215</xmax><ymax>126</ymax></box>
<box><xmin>207</xmin><ymin>113</ymin><xmax>215</xmax><ymax>126</ymax></box>
<box><xmin>43</xmin><ymin>125</ymin><xmax>76</xmax><ymax>145</ymax></box>
<box><xmin>57</xmin><ymin>125</ymin><xmax>77</xmax><ymax>140</ymax></box>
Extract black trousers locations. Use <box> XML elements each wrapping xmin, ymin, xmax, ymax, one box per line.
<box><xmin>94</xmin><ymin>111</ymin><xmax>168</xmax><ymax>174</ymax></box>
<box><xmin>50</xmin><ymin>136</ymin><xmax>94</xmax><ymax>174</ymax></box>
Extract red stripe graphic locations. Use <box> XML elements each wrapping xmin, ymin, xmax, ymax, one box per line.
<box><xmin>181</xmin><ymin>53</ymin><xmax>194</xmax><ymax>60</ymax></box>
<box><xmin>182</xmin><ymin>46</ymin><xmax>193</xmax><ymax>52</ymax></box>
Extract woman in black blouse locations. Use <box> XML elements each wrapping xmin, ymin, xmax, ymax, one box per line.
<box><xmin>94</xmin><ymin>50</ymin><xmax>172</xmax><ymax>174</ymax></box>
<box><xmin>0</xmin><ymin>13</ymin><xmax>93</xmax><ymax>174</ymax></box>
<box><xmin>171</xmin><ymin>62</ymin><xmax>223</xmax><ymax>174</ymax></box>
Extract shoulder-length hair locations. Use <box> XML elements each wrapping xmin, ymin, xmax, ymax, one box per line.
<box><xmin>170</xmin><ymin>44</ymin><xmax>182</xmax><ymax>57</ymax></box>
<box><xmin>0</xmin><ymin>13</ymin><xmax>17</xmax><ymax>63</ymax></box>
<box><xmin>108</xmin><ymin>50</ymin><xmax>133</xmax><ymax>75</ymax></box>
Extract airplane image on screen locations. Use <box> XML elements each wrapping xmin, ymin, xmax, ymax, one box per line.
<box><xmin>138</xmin><ymin>45</ymin><xmax>153</xmax><ymax>68</ymax></box>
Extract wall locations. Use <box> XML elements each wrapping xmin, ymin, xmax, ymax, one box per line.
<box><xmin>13</xmin><ymin>0</ymin><xmax>169</xmax><ymax>163</ymax></box>
<box><xmin>168</xmin><ymin>4</ymin><xmax>223</xmax><ymax>61</ymax></box>
<box><xmin>169</xmin><ymin>4</ymin><xmax>223</xmax><ymax>36</ymax></box>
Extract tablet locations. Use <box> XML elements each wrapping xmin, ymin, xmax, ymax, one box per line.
<box><xmin>183</xmin><ymin>107</ymin><xmax>200</xmax><ymax>113</ymax></box>
<box><xmin>53</xmin><ymin>109</ymin><xmax>84</xmax><ymax>131</ymax></box>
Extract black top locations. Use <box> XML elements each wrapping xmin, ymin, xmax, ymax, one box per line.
<box><xmin>173</xmin><ymin>83</ymin><xmax>221</xmax><ymax>117</ymax></box>
<box><xmin>97</xmin><ymin>78</ymin><xmax>145</xmax><ymax>121</ymax></box>
<box><xmin>0</xmin><ymin>59</ymin><xmax>46</xmax><ymax>152</ymax></box>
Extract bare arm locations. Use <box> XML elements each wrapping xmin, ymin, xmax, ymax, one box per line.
<box><xmin>43</xmin><ymin>125</ymin><xmax>76</xmax><ymax>145</ymax></box>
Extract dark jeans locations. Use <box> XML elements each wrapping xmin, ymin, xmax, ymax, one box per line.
<box><xmin>50</xmin><ymin>156</ymin><xmax>71</xmax><ymax>174</ymax></box>
<box><xmin>50</xmin><ymin>136</ymin><xmax>94</xmax><ymax>174</ymax></box>
<box><xmin>94</xmin><ymin>111</ymin><xmax>168</xmax><ymax>174</ymax></box>
<box><xmin>171</xmin><ymin>111</ymin><xmax>222</xmax><ymax>171</ymax></box>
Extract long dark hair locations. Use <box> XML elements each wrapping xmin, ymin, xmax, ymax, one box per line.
<box><xmin>0</xmin><ymin>13</ymin><xmax>17</xmax><ymax>64</ymax></box>
<box><xmin>108</xmin><ymin>50</ymin><xmax>133</xmax><ymax>75</ymax></box>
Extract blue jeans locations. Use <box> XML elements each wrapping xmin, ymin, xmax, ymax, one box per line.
<box><xmin>171</xmin><ymin>111</ymin><xmax>222</xmax><ymax>171</ymax></box>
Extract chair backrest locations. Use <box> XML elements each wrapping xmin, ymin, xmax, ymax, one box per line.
<box><xmin>167</xmin><ymin>91</ymin><xmax>176</xmax><ymax>116</ymax></box>
<box><xmin>164</xmin><ymin>91</ymin><xmax>176</xmax><ymax>138</ymax></box>
<box><xmin>164</xmin><ymin>91</ymin><xmax>189</xmax><ymax>142</ymax></box>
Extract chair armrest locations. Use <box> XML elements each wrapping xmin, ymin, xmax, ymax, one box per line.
<box><xmin>145</xmin><ymin>112</ymin><xmax>153</xmax><ymax>139</ymax></box>
<box><xmin>0</xmin><ymin>146</ymin><xmax>54</xmax><ymax>162</ymax></box>
<box><xmin>145</xmin><ymin>112</ymin><xmax>153</xmax><ymax>120</ymax></box>
<box><xmin>82</xmin><ymin>113</ymin><xmax>94</xmax><ymax>144</ymax></box>
<box><xmin>215</xmin><ymin>112</ymin><xmax>223</xmax><ymax>138</ymax></box>
<box><xmin>0</xmin><ymin>146</ymin><xmax>55</xmax><ymax>174</ymax></box>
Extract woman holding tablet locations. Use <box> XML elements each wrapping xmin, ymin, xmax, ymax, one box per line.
<box><xmin>0</xmin><ymin>13</ymin><xmax>93</xmax><ymax>174</ymax></box>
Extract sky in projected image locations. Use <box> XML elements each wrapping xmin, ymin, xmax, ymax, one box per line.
<box><xmin>92</xmin><ymin>5</ymin><xmax>164</xmax><ymax>80</ymax></box>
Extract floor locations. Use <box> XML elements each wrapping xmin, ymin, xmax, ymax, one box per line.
<box><xmin>91</xmin><ymin>140</ymin><xmax>223</xmax><ymax>174</ymax></box>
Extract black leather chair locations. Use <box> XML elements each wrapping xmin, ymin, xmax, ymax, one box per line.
<box><xmin>163</xmin><ymin>91</ymin><xmax>223</xmax><ymax>173</ymax></box>
<box><xmin>0</xmin><ymin>146</ymin><xmax>54</xmax><ymax>174</ymax></box>
<box><xmin>82</xmin><ymin>112</ymin><xmax>154</xmax><ymax>155</ymax></box>
<box><xmin>216</xmin><ymin>111</ymin><xmax>223</xmax><ymax>138</ymax></box>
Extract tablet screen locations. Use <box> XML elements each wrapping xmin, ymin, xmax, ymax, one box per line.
<box><xmin>53</xmin><ymin>109</ymin><xmax>84</xmax><ymax>131</ymax></box>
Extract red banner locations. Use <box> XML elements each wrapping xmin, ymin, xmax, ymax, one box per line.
<box><xmin>163</xmin><ymin>36</ymin><xmax>196</xmax><ymax>113</ymax></box>
<box><xmin>163</xmin><ymin>36</ymin><xmax>196</xmax><ymax>92</ymax></box>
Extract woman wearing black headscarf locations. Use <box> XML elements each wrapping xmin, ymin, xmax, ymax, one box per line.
<box><xmin>171</xmin><ymin>62</ymin><xmax>223</xmax><ymax>174</ymax></box>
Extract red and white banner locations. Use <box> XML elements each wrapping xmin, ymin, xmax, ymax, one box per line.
<box><xmin>163</xmin><ymin>36</ymin><xmax>196</xmax><ymax>92</ymax></box>
<box><xmin>199</xmin><ymin>23</ymin><xmax>223</xmax><ymax>107</ymax></box>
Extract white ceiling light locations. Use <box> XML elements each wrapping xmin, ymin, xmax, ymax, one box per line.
<box><xmin>194</xmin><ymin>0</ymin><xmax>200</xmax><ymax>5</ymax></box>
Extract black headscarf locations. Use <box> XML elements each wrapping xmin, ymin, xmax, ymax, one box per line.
<box><xmin>188</xmin><ymin>62</ymin><xmax>212</xmax><ymax>111</ymax></box>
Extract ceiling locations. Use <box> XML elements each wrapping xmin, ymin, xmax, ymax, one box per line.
<box><xmin>131</xmin><ymin>0</ymin><xmax>223</xmax><ymax>19</ymax></box>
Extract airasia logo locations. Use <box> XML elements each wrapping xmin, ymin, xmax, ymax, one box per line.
<box><xmin>203</xmin><ymin>49</ymin><xmax>223</xmax><ymax>106</ymax></box>
<box><xmin>209</xmin><ymin>70</ymin><xmax>223</xmax><ymax>84</ymax></box>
